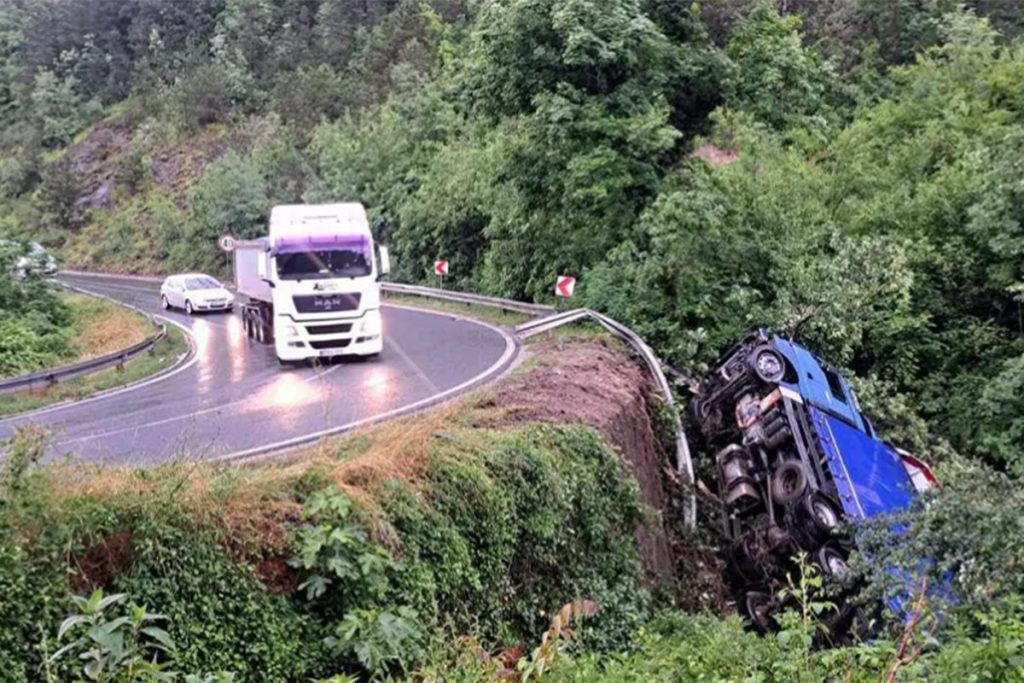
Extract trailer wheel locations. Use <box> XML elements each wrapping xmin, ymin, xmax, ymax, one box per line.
<box><xmin>771</xmin><ymin>460</ymin><xmax>808</xmax><ymax>505</ymax></box>
<box><xmin>816</xmin><ymin>544</ymin><xmax>850</xmax><ymax>578</ymax></box>
<box><xmin>750</xmin><ymin>346</ymin><xmax>785</xmax><ymax>383</ymax></box>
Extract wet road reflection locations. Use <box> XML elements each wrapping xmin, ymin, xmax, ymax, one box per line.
<box><xmin>250</xmin><ymin>370</ymin><xmax>331</xmax><ymax>431</ymax></box>
<box><xmin>190</xmin><ymin>318</ymin><xmax>218</xmax><ymax>395</ymax></box>
<box><xmin>224</xmin><ymin>314</ymin><xmax>247</xmax><ymax>383</ymax></box>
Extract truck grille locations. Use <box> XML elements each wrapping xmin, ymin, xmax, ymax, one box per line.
<box><xmin>293</xmin><ymin>293</ymin><xmax>361</xmax><ymax>313</ymax></box>
<box><xmin>309</xmin><ymin>338</ymin><xmax>352</xmax><ymax>350</ymax></box>
<box><xmin>306</xmin><ymin>323</ymin><xmax>353</xmax><ymax>336</ymax></box>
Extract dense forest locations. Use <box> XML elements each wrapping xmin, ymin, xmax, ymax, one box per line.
<box><xmin>2</xmin><ymin>0</ymin><xmax>1024</xmax><ymax>678</ymax></box>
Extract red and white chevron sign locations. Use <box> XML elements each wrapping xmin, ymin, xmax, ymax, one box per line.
<box><xmin>434</xmin><ymin>259</ymin><xmax>449</xmax><ymax>276</ymax></box>
<box><xmin>555</xmin><ymin>275</ymin><xmax>576</xmax><ymax>298</ymax></box>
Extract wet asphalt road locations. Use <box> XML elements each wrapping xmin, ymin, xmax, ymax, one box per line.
<box><xmin>0</xmin><ymin>274</ymin><xmax>514</xmax><ymax>465</ymax></box>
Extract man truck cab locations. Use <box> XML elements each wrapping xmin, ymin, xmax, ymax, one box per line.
<box><xmin>234</xmin><ymin>203</ymin><xmax>389</xmax><ymax>363</ymax></box>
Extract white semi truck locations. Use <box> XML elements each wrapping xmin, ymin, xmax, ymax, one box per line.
<box><xmin>234</xmin><ymin>203</ymin><xmax>389</xmax><ymax>363</ymax></box>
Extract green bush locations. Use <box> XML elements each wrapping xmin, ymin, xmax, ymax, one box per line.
<box><xmin>382</xmin><ymin>424</ymin><xmax>649</xmax><ymax>651</ymax></box>
<box><xmin>113</xmin><ymin>521</ymin><xmax>328</xmax><ymax>681</ymax></box>
<box><xmin>0</xmin><ymin>244</ymin><xmax>74</xmax><ymax>377</ymax></box>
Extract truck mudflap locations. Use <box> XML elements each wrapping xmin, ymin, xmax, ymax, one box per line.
<box><xmin>808</xmin><ymin>406</ymin><xmax>917</xmax><ymax>521</ymax></box>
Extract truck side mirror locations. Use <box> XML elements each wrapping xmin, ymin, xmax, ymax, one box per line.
<box><xmin>257</xmin><ymin>250</ymin><xmax>275</xmax><ymax>287</ymax></box>
<box><xmin>378</xmin><ymin>245</ymin><xmax>391</xmax><ymax>275</ymax></box>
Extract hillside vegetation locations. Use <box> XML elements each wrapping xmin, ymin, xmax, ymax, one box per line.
<box><xmin>2</xmin><ymin>0</ymin><xmax>1024</xmax><ymax>679</ymax></box>
<box><xmin>1</xmin><ymin>0</ymin><xmax>1023</xmax><ymax>471</ymax></box>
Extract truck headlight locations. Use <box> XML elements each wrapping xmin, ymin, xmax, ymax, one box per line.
<box><xmin>282</xmin><ymin>323</ymin><xmax>300</xmax><ymax>338</ymax></box>
<box><xmin>360</xmin><ymin>311</ymin><xmax>382</xmax><ymax>336</ymax></box>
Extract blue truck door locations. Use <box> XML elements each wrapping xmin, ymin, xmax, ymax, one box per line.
<box><xmin>773</xmin><ymin>338</ymin><xmax>865</xmax><ymax>431</ymax></box>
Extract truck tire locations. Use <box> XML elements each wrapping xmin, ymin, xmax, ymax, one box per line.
<box><xmin>798</xmin><ymin>492</ymin><xmax>842</xmax><ymax>545</ymax></box>
<box><xmin>771</xmin><ymin>460</ymin><xmax>808</xmax><ymax>505</ymax></box>
<box><xmin>742</xmin><ymin>591</ymin><xmax>777</xmax><ymax>634</ymax></box>
<box><xmin>750</xmin><ymin>346</ymin><xmax>785</xmax><ymax>383</ymax></box>
<box><xmin>816</xmin><ymin>544</ymin><xmax>850</xmax><ymax>578</ymax></box>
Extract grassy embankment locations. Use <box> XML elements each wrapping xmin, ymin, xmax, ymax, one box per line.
<box><xmin>0</xmin><ymin>292</ymin><xmax>189</xmax><ymax>416</ymax></box>
<box><xmin>0</xmin><ymin>332</ymin><xmax>671</xmax><ymax>682</ymax></box>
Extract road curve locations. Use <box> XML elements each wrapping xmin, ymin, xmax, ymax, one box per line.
<box><xmin>0</xmin><ymin>274</ymin><xmax>516</xmax><ymax>465</ymax></box>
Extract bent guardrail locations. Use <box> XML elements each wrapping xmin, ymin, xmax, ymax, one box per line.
<box><xmin>377</xmin><ymin>282</ymin><xmax>696</xmax><ymax>527</ymax></box>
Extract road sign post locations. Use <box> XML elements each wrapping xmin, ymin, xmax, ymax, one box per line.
<box><xmin>434</xmin><ymin>259</ymin><xmax>449</xmax><ymax>289</ymax></box>
<box><xmin>555</xmin><ymin>275</ymin><xmax>576</xmax><ymax>311</ymax></box>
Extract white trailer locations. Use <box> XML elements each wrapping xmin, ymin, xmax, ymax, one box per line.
<box><xmin>233</xmin><ymin>203</ymin><xmax>389</xmax><ymax>363</ymax></box>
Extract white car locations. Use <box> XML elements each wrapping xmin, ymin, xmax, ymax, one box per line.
<box><xmin>160</xmin><ymin>274</ymin><xmax>234</xmax><ymax>314</ymax></box>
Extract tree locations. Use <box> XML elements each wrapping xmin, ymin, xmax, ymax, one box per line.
<box><xmin>724</xmin><ymin>3</ymin><xmax>834</xmax><ymax>132</ymax></box>
<box><xmin>30</xmin><ymin>69</ymin><xmax>97</xmax><ymax>147</ymax></box>
<box><xmin>186</xmin><ymin>151</ymin><xmax>268</xmax><ymax>272</ymax></box>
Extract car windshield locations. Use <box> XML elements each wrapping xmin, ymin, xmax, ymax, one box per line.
<box><xmin>184</xmin><ymin>276</ymin><xmax>221</xmax><ymax>290</ymax></box>
<box><xmin>276</xmin><ymin>247</ymin><xmax>372</xmax><ymax>280</ymax></box>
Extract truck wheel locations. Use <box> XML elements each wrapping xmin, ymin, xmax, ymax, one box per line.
<box><xmin>742</xmin><ymin>591</ymin><xmax>777</xmax><ymax>634</ymax></box>
<box><xmin>816</xmin><ymin>544</ymin><xmax>850</xmax><ymax>578</ymax></box>
<box><xmin>185</xmin><ymin>300</ymin><xmax>194</xmax><ymax>315</ymax></box>
<box><xmin>799</xmin><ymin>492</ymin><xmax>842</xmax><ymax>543</ymax></box>
<box><xmin>750</xmin><ymin>346</ymin><xmax>785</xmax><ymax>383</ymax></box>
<box><xmin>771</xmin><ymin>460</ymin><xmax>808</xmax><ymax>505</ymax></box>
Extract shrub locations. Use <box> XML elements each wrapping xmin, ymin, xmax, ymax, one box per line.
<box><xmin>382</xmin><ymin>424</ymin><xmax>649</xmax><ymax>652</ymax></box>
<box><xmin>112</xmin><ymin>521</ymin><xmax>328</xmax><ymax>681</ymax></box>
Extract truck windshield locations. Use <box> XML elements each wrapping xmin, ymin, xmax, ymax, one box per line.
<box><xmin>276</xmin><ymin>247</ymin><xmax>372</xmax><ymax>280</ymax></box>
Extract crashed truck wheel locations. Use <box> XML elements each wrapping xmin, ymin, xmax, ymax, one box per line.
<box><xmin>798</xmin><ymin>492</ymin><xmax>843</xmax><ymax>545</ymax></box>
<box><xmin>750</xmin><ymin>346</ymin><xmax>786</xmax><ymax>384</ymax></box>
<box><xmin>742</xmin><ymin>591</ymin><xmax>777</xmax><ymax>634</ymax></box>
<box><xmin>770</xmin><ymin>459</ymin><xmax>808</xmax><ymax>505</ymax></box>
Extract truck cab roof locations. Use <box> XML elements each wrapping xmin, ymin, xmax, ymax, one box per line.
<box><xmin>269</xmin><ymin>203</ymin><xmax>369</xmax><ymax>237</ymax></box>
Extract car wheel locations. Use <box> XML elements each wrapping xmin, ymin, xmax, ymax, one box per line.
<box><xmin>161</xmin><ymin>295</ymin><xmax>170</xmax><ymax>310</ymax></box>
<box><xmin>751</xmin><ymin>346</ymin><xmax>786</xmax><ymax>383</ymax></box>
<box><xmin>184</xmin><ymin>300</ymin><xmax>193</xmax><ymax>315</ymax></box>
<box><xmin>771</xmin><ymin>459</ymin><xmax>808</xmax><ymax>505</ymax></box>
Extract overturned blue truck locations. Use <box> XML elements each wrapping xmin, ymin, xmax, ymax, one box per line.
<box><xmin>689</xmin><ymin>330</ymin><xmax>936</xmax><ymax>634</ymax></box>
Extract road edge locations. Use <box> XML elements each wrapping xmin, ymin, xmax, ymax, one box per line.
<box><xmin>221</xmin><ymin>304</ymin><xmax>521</xmax><ymax>465</ymax></box>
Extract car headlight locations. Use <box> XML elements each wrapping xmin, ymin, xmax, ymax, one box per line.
<box><xmin>360</xmin><ymin>311</ymin><xmax>382</xmax><ymax>336</ymax></box>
